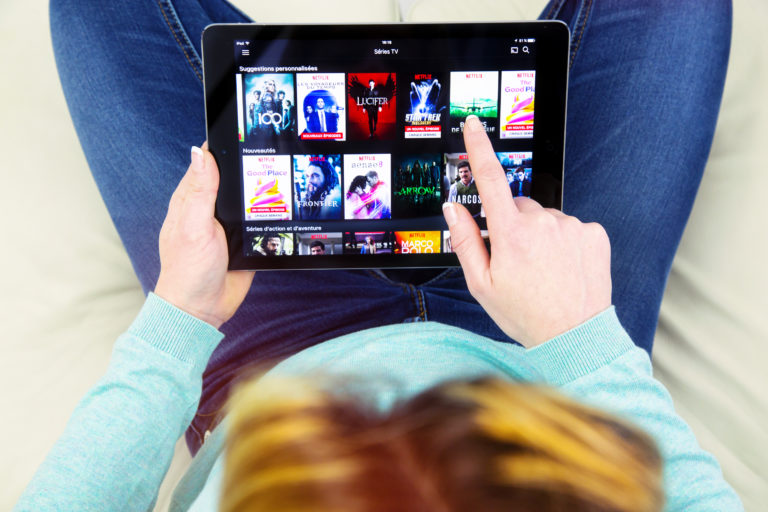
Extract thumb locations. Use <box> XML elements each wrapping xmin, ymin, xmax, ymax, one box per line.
<box><xmin>183</xmin><ymin>146</ymin><xmax>219</xmax><ymax>222</ymax></box>
<box><xmin>443</xmin><ymin>202</ymin><xmax>491</xmax><ymax>292</ymax></box>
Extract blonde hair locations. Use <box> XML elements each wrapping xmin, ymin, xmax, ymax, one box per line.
<box><xmin>221</xmin><ymin>377</ymin><xmax>663</xmax><ymax>512</ymax></box>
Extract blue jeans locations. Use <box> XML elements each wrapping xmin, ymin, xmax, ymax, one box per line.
<box><xmin>50</xmin><ymin>0</ymin><xmax>731</xmax><ymax>454</ymax></box>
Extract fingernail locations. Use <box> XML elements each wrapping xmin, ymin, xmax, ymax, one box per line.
<box><xmin>191</xmin><ymin>146</ymin><xmax>204</xmax><ymax>172</ymax></box>
<box><xmin>442</xmin><ymin>202</ymin><xmax>458</xmax><ymax>227</ymax></box>
<box><xmin>465</xmin><ymin>115</ymin><xmax>483</xmax><ymax>132</ymax></box>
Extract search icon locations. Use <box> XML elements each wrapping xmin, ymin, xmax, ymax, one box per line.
<box><xmin>522</xmin><ymin>46</ymin><xmax>529</xmax><ymax>53</ymax></box>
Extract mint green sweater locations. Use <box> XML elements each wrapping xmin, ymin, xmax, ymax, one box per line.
<box><xmin>15</xmin><ymin>294</ymin><xmax>743</xmax><ymax>511</ymax></box>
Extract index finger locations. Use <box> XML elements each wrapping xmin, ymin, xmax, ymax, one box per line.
<box><xmin>462</xmin><ymin>116</ymin><xmax>519</xmax><ymax>227</ymax></box>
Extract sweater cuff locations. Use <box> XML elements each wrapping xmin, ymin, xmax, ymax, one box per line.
<box><xmin>127</xmin><ymin>292</ymin><xmax>224</xmax><ymax>373</ymax></box>
<box><xmin>525</xmin><ymin>307</ymin><xmax>637</xmax><ymax>387</ymax></box>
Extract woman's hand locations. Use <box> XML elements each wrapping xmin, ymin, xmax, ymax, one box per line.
<box><xmin>443</xmin><ymin>116</ymin><xmax>612</xmax><ymax>348</ymax></box>
<box><xmin>154</xmin><ymin>145</ymin><xmax>254</xmax><ymax>328</ymax></box>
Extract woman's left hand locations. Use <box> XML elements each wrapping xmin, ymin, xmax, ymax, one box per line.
<box><xmin>154</xmin><ymin>144</ymin><xmax>254</xmax><ymax>328</ymax></box>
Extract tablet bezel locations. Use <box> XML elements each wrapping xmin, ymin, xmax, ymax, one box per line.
<box><xmin>203</xmin><ymin>22</ymin><xmax>569</xmax><ymax>270</ymax></box>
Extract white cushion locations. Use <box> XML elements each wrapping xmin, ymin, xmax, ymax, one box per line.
<box><xmin>653</xmin><ymin>0</ymin><xmax>768</xmax><ymax>509</ymax></box>
<box><xmin>0</xmin><ymin>0</ymin><xmax>146</xmax><ymax>508</ymax></box>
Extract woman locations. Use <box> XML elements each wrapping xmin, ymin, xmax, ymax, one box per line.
<box><xmin>15</xmin><ymin>0</ymin><xmax>740</xmax><ymax>510</ymax></box>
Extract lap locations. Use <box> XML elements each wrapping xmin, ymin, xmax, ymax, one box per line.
<box><xmin>51</xmin><ymin>0</ymin><xmax>730</xmax><ymax>450</ymax></box>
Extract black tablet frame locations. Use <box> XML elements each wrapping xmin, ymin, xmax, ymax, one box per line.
<box><xmin>203</xmin><ymin>22</ymin><xmax>569</xmax><ymax>270</ymax></box>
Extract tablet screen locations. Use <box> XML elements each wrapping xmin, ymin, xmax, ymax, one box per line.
<box><xmin>203</xmin><ymin>22</ymin><xmax>569</xmax><ymax>270</ymax></box>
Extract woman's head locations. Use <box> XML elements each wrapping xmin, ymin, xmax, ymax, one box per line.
<box><xmin>221</xmin><ymin>377</ymin><xmax>663</xmax><ymax>512</ymax></box>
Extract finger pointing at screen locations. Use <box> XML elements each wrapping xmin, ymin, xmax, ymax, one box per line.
<box><xmin>442</xmin><ymin>115</ymin><xmax>612</xmax><ymax>349</ymax></box>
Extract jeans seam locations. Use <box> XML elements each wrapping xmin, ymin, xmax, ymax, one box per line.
<box><xmin>157</xmin><ymin>0</ymin><xmax>203</xmax><ymax>83</ymax></box>
<box><xmin>406</xmin><ymin>283</ymin><xmax>427</xmax><ymax>321</ymax></box>
<box><xmin>544</xmin><ymin>0</ymin><xmax>562</xmax><ymax>19</ymax></box>
<box><xmin>188</xmin><ymin>421</ymin><xmax>204</xmax><ymax>447</ymax></box>
<box><xmin>570</xmin><ymin>0</ymin><xmax>593</xmax><ymax>69</ymax></box>
<box><xmin>415</xmin><ymin>288</ymin><xmax>427</xmax><ymax>321</ymax></box>
<box><xmin>365</xmin><ymin>270</ymin><xmax>423</xmax><ymax>320</ymax></box>
<box><xmin>419</xmin><ymin>267</ymin><xmax>459</xmax><ymax>286</ymax></box>
<box><xmin>366</xmin><ymin>269</ymin><xmax>392</xmax><ymax>283</ymax></box>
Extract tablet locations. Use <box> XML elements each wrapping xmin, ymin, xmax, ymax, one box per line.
<box><xmin>202</xmin><ymin>22</ymin><xmax>569</xmax><ymax>270</ymax></box>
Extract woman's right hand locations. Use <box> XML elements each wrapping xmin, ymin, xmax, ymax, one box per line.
<box><xmin>443</xmin><ymin>116</ymin><xmax>612</xmax><ymax>348</ymax></box>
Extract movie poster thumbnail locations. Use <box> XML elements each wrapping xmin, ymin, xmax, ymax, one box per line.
<box><xmin>343</xmin><ymin>154</ymin><xmax>392</xmax><ymax>220</ymax></box>
<box><xmin>392</xmin><ymin>154</ymin><xmax>443</xmax><ymax>218</ymax></box>
<box><xmin>245</xmin><ymin>233</ymin><xmax>294</xmax><ymax>257</ymax></box>
<box><xmin>394</xmin><ymin>231</ymin><xmax>441</xmax><ymax>254</ymax></box>
<box><xmin>347</xmin><ymin>73</ymin><xmax>397</xmax><ymax>140</ymax></box>
<box><xmin>342</xmin><ymin>231</ymin><xmax>394</xmax><ymax>254</ymax></box>
<box><xmin>243</xmin><ymin>155</ymin><xmax>293</xmax><ymax>221</ymax></box>
<box><xmin>500</xmin><ymin>71</ymin><xmax>535</xmax><ymax>139</ymax></box>
<box><xmin>242</xmin><ymin>73</ymin><xmax>296</xmax><ymax>144</ymax></box>
<box><xmin>497</xmin><ymin>152</ymin><xmax>533</xmax><ymax>198</ymax></box>
<box><xmin>449</xmin><ymin>71</ymin><xmax>499</xmax><ymax>136</ymax></box>
<box><xmin>443</xmin><ymin>230</ymin><xmax>490</xmax><ymax>253</ymax></box>
<box><xmin>237</xmin><ymin>74</ymin><xmax>246</xmax><ymax>143</ymax></box>
<box><xmin>297</xmin><ymin>73</ymin><xmax>346</xmax><ymax>141</ymax></box>
<box><xmin>295</xmin><ymin>232</ymin><xmax>343</xmax><ymax>255</ymax></box>
<box><xmin>444</xmin><ymin>153</ymin><xmax>483</xmax><ymax>219</ymax></box>
<box><xmin>293</xmin><ymin>154</ymin><xmax>343</xmax><ymax>220</ymax></box>
<box><xmin>404</xmin><ymin>72</ymin><xmax>447</xmax><ymax>139</ymax></box>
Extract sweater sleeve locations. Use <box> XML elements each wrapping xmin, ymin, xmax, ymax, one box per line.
<box><xmin>526</xmin><ymin>307</ymin><xmax>744</xmax><ymax>512</ymax></box>
<box><xmin>14</xmin><ymin>293</ymin><xmax>223</xmax><ymax>512</ymax></box>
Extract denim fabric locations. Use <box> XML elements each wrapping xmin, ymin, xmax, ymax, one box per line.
<box><xmin>50</xmin><ymin>0</ymin><xmax>730</xmax><ymax>453</ymax></box>
<box><xmin>541</xmin><ymin>0</ymin><xmax>732</xmax><ymax>353</ymax></box>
